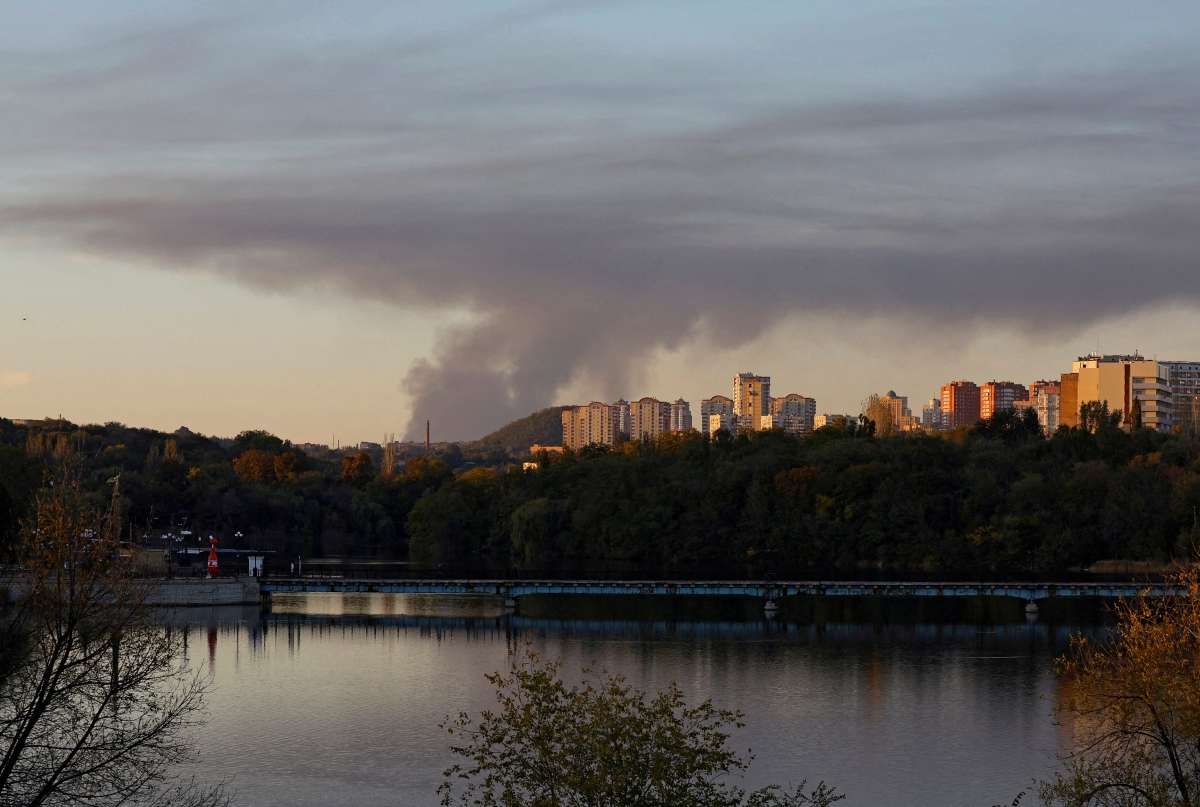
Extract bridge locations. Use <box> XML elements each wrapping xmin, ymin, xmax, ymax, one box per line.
<box><xmin>258</xmin><ymin>578</ymin><xmax>1186</xmax><ymax>612</ymax></box>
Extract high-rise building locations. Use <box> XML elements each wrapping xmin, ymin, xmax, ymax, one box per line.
<box><xmin>1164</xmin><ymin>361</ymin><xmax>1200</xmax><ymax>437</ymax></box>
<box><xmin>979</xmin><ymin>381</ymin><xmax>1029</xmax><ymax>420</ymax></box>
<box><xmin>669</xmin><ymin>399</ymin><xmax>693</xmax><ymax>432</ymax></box>
<box><xmin>921</xmin><ymin>399</ymin><xmax>943</xmax><ymax>430</ymax></box>
<box><xmin>1060</xmin><ymin>353</ymin><xmax>1172</xmax><ymax>432</ymax></box>
<box><xmin>562</xmin><ymin>402</ymin><xmax>620</xmax><ymax>451</ymax></box>
<box><xmin>1026</xmin><ymin>380</ymin><xmax>1061</xmax><ymax>434</ymax></box>
<box><xmin>629</xmin><ymin>397</ymin><xmax>672</xmax><ymax>441</ymax></box>
<box><xmin>612</xmin><ymin>398</ymin><xmax>631</xmax><ymax>437</ymax></box>
<box><xmin>941</xmin><ymin>381</ymin><xmax>981</xmax><ymax>428</ymax></box>
<box><xmin>770</xmin><ymin>393</ymin><xmax>817</xmax><ymax>434</ymax></box>
<box><xmin>1029</xmin><ymin>380</ymin><xmax>1058</xmax><ymax>400</ymax></box>
<box><xmin>700</xmin><ymin>395</ymin><xmax>733</xmax><ymax>435</ymax></box>
<box><xmin>733</xmin><ymin>373</ymin><xmax>771</xmax><ymax>429</ymax></box>
<box><xmin>1035</xmin><ymin>391</ymin><xmax>1060</xmax><ymax>434</ymax></box>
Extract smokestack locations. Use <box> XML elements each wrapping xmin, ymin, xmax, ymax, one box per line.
<box><xmin>425</xmin><ymin>420</ymin><xmax>430</xmax><ymax>454</ymax></box>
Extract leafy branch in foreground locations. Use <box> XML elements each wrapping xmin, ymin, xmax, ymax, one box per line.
<box><xmin>439</xmin><ymin>644</ymin><xmax>841</xmax><ymax>807</ymax></box>
<box><xmin>0</xmin><ymin>440</ymin><xmax>228</xmax><ymax>807</ymax></box>
<box><xmin>1040</xmin><ymin>561</ymin><xmax>1200</xmax><ymax>807</ymax></box>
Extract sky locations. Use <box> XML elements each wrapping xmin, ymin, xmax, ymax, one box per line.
<box><xmin>2</xmin><ymin>0</ymin><xmax>1199</xmax><ymax>443</ymax></box>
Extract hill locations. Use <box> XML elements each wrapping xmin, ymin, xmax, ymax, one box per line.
<box><xmin>468</xmin><ymin>406</ymin><xmax>572</xmax><ymax>452</ymax></box>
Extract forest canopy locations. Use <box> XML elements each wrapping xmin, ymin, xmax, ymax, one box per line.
<box><xmin>2</xmin><ymin>409</ymin><xmax>1199</xmax><ymax>572</ymax></box>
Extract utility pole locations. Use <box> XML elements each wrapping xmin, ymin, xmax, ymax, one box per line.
<box><xmin>425</xmin><ymin>420</ymin><xmax>430</xmax><ymax>455</ymax></box>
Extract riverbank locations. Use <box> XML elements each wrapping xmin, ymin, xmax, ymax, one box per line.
<box><xmin>3</xmin><ymin>576</ymin><xmax>261</xmax><ymax>606</ymax></box>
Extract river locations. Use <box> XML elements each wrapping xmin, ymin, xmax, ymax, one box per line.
<box><xmin>182</xmin><ymin>593</ymin><xmax>1107</xmax><ymax>807</ymax></box>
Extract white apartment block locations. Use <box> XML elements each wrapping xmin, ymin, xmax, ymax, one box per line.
<box><xmin>562</xmin><ymin>402</ymin><xmax>620</xmax><ymax>451</ymax></box>
<box><xmin>612</xmin><ymin>398</ymin><xmax>631</xmax><ymax>437</ymax></box>
<box><xmin>759</xmin><ymin>413</ymin><xmax>805</xmax><ymax>434</ymax></box>
<box><xmin>700</xmin><ymin>395</ymin><xmax>733</xmax><ymax>434</ymax></box>
<box><xmin>1035</xmin><ymin>391</ymin><xmax>1060</xmax><ymax>434</ymax></box>
<box><xmin>770</xmin><ymin>393</ymin><xmax>817</xmax><ymax>434</ymax></box>
<box><xmin>708</xmin><ymin>412</ymin><xmax>741</xmax><ymax>437</ymax></box>
<box><xmin>921</xmin><ymin>399</ymin><xmax>943</xmax><ymax>430</ymax></box>
<box><xmin>669</xmin><ymin>398</ymin><xmax>693</xmax><ymax>432</ymax></box>
<box><xmin>629</xmin><ymin>397</ymin><xmax>672</xmax><ymax>441</ymax></box>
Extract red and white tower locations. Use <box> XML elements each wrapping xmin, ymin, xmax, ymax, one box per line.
<box><xmin>206</xmin><ymin>536</ymin><xmax>218</xmax><ymax>579</ymax></box>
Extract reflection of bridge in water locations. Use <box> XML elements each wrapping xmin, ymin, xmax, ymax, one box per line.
<box><xmin>171</xmin><ymin>609</ymin><xmax>1113</xmax><ymax>665</ymax></box>
<box><xmin>259</xmin><ymin>578</ymin><xmax>1182</xmax><ymax>612</ymax></box>
<box><xmin>257</xmin><ymin>612</ymin><xmax>1103</xmax><ymax>647</ymax></box>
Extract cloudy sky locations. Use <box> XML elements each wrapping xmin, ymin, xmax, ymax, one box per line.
<box><xmin>2</xmin><ymin>0</ymin><xmax>1199</xmax><ymax>443</ymax></box>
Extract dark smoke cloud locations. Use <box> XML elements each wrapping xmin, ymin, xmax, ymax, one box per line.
<box><xmin>3</xmin><ymin>7</ymin><xmax>1200</xmax><ymax>439</ymax></box>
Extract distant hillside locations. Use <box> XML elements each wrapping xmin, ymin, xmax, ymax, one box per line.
<box><xmin>469</xmin><ymin>406</ymin><xmax>573</xmax><ymax>452</ymax></box>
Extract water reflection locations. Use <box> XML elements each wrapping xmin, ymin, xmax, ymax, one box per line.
<box><xmin>180</xmin><ymin>594</ymin><xmax>1104</xmax><ymax>807</ymax></box>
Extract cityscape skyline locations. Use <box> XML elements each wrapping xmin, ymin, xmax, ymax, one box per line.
<box><xmin>2</xmin><ymin>331</ymin><xmax>1200</xmax><ymax>444</ymax></box>
<box><xmin>3</xmin><ymin>1</ymin><xmax>1200</xmax><ymax>443</ymax></box>
<box><xmin>3</xmin><ymin>4</ymin><xmax>1199</xmax><ymax>806</ymax></box>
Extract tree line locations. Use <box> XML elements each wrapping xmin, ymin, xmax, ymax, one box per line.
<box><xmin>3</xmin><ymin>407</ymin><xmax>1200</xmax><ymax>571</ymax></box>
<box><xmin>0</xmin><ymin>419</ymin><xmax>480</xmax><ymax>561</ymax></box>
<box><xmin>407</xmin><ymin>407</ymin><xmax>1200</xmax><ymax>572</ymax></box>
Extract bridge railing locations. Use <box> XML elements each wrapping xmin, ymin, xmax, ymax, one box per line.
<box><xmin>258</xmin><ymin>560</ymin><xmax>1172</xmax><ymax>585</ymax></box>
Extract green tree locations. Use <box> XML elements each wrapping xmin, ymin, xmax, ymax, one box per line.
<box><xmin>1130</xmin><ymin>396</ymin><xmax>1143</xmax><ymax>433</ymax></box>
<box><xmin>510</xmin><ymin>497</ymin><xmax>569</xmax><ymax>561</ymax></box>
<box><xmin>403</xmin><ymin>455</ymin><xmax>454</xmax><ymax>489</ymax></box>
<box><xmin>972</xmin><ymin>407</ymin><xmax>1043</xmax><ymax>445</ymax></box>
<box><xmin>439</xmin><ymin>647</ymin><xmax>842</xmax><ymax>807</ymax></box>
<box><xmin>232</xmin><ymin>429</ymin><xmax>285</xmax><ymax>454</ymax></box>
<box><xmin>1079</xmin><ymin>401</ymin><xmax>1122</xmax><ymax>434</ymax></box>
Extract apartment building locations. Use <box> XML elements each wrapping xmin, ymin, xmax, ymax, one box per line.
<box><xmin>758</xmin><ymin>414</ymin><xmax>800</xmax><ymax>434</ymax></box>
<box><xmin>733</xmin><ymin>373</ymin><xmax>771</xmax><ymax>430</ymax></box>
<box><xmin>1022</xmin><ymin>380</ymin><xmax>1061</xmax><ymax>434</ymax></box>
<box><xmin>562</xmin><ymin>402</ymin><xmax>620</xmax><ymax>450</ymax></box>
<box><xmin>921</xmin><ymin>399</ymin><xmax>943</xmax><ymax>430</ymax></box>
<box><xmin>708</xmin><ymin>412</ymin><xmax>742</xmax><ymax>437</ymax></box>
<box><xmin>612</xmin><ymin>398</ymin><xmax>631</xmax><ymax>437</ymax></box>
<box><xmin>770</xmin><ymin>393</ymin><xmax>817</xmax><ymax>434</ymax></box>
<box><xmin>629</xmin><ymin>397</ymin><xmax>672</xmax><ymax>441</ymax></box>
<box><xmin>1164</xmin><ymin>361</ymin><xmax>1200</xmax><ymax>437</ymax></box>
<box><xmin>814</xmin><ymin>414</ymin><xmax>856</xmax><ymax>429</ymax></box>
<box><xmin>669</xmin><ymin>398</ymin><xmax>693</xmax><ymax>432</ymax></box>
<box><xmin>1060</xmin><ymin>353</ymin><xmax>1172</xmax><ymax>432</ymax></box>
<box><xmin>700</xmin><ymin>395</ymin><xmax>733</xmax><ymax>435</ymax></box>
<box><xmin>979</xmin><ymin>381</ymin><xmax>1029</xmax><ymax>420</ymax></box>
<box><xmin>940</xmin><ymin>381</ymin><xmax>981</xmax><ymax>428</ymax></box>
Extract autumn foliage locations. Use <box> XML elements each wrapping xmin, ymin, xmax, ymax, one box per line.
<box><xmin>1044</xmin><ymin>561</ymin><xmax>1200</xmax><ymax>806</ymax></box>
<box><xmin>341</xmin><ymin>452</ymin><xmax>374</xmax><ymax>485</ymax></box>
<box><xmin>233</xmin><ymin>449</ymin><xmax>277</xmax><ymax>483</ymax></box>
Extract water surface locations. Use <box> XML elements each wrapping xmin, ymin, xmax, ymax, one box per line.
<box><xmin>184</xmin><ymin>594</ymin><xmax>1101</xmax><ymax>807</ymax></box>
